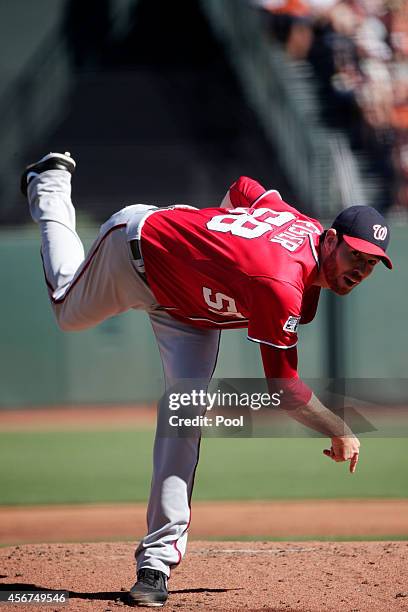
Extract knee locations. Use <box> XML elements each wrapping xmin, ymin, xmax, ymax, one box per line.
<box><xmin>55</xmin><ymin>316</ymin><xmax>77</xmax><ymax>332</ymax></box>
<box><xmin>54</xmin><ymin>308</ymin><xmax>85</xmax><ymax>332</ymax></box>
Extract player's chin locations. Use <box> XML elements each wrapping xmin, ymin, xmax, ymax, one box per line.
<box><xmin>329</xmin><ymin>279</ymin><xmax>353</xmax><ymax>296</ymax></box>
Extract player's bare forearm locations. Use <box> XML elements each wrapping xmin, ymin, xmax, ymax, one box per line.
<box><xmin>285</xmin><ymin>393</ymin><xmax>360</xmax><ymax>472</ymax></box>
<box><xmin>286</xmin><ymin>392</ymin><xmax>352</xmax><ymax>437</ymax></box>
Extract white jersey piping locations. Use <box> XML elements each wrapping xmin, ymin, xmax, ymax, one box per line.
<box><xmin>250</xmin><ymin>189</ymin><xmax>283</xmax><ymax>207</ymax></box>
<box><xmin>184</xmin><ymin>316</ymin><xmax>249</xmax><ymax>326</ymax></box>
<box><xmin>247</xmin><ymin>336</ymin><xmax>298</xmax><ymax>349</ymax></box>
<box><xmin>308</xmin><ymin>234</ymin><xmax>320</xmax><ymax>268</ymax></box>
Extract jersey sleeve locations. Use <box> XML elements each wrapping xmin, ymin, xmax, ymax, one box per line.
<box><xmin>261</xmin><ymin>343</ymin><xmax>299</xmax><ymax>377</ymax></box>
<box><xmin>260</xmin><ymin>344</ymin><xmax>313</xmax><ymax>406</ymax></box>
<box><xmin>229</xmin><ymin>176</ymin><xmax>265</xmax><ymax>208</ymax></box>
<box><xmin>247</xmin><ymin>277</ymin><xmax>303</xmax><ymax>349</ymax></box>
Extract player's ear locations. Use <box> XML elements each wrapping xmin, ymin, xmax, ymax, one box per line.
<box><xmin>324</xmin><ymin>228</ymin><xmax>338</xmax><ymax>251</ymax></box>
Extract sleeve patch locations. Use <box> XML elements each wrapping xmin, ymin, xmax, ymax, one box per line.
<box><xmin>283</xmin><ymin>315</ymin><xmax>300</xmax><ymax>333</ymax></box>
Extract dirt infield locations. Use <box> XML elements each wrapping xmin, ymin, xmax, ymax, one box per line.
<box><xmin>1</xmin><ymin>541</ymin><xmax>408</xmax><ymax>611</ymax></box>
<box><xmin>1</xmin><ymin>407</ymin><xmax>407</xmax><ymax>609</ymax></box>
<box><xmin>1</xmin><ymin>499</ymin><xmax>408</xmax><ymax>545</ymax></box>
<box><xmin>1</xmin><ymin>500</ymin><xmax>408</xmax><ymax>611</ymax></box>
<box><xmin>0</xmin><ymin>405</ymin><xmax>156</xmax><ymax>431</ymax></box>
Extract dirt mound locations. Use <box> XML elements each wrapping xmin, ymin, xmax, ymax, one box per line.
<box><xmin>1</xmin><ymin>541</ymin><xmax>408</xmax><ymax>611</ymax></box>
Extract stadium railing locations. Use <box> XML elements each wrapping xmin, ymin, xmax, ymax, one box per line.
<box><xmin>201</xmin><ymin>0</ymin><xmax>368</xmax><ymax>218</ymax></box>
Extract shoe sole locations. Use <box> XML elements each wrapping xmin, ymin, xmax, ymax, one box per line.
<box><xmin>128</xmin><ymin>599</ymin><xmax>166</xmax><ymax>608</ymax></box>
<box><xmin>26</xmin><ymin>152</ymin><xmax>76</xmax><ymax>171</ymax></box>
<box><xmin>21</xmin><ymin>152</ymin><xmax>76</xmax><ymax>196</ymax></box>
<box><xmin>128</xmin><ymin>593</ymin><xmax>167</xmax><ymax>607</ymax></box>
<box><xmin>133</xmin><ymin>603</ymin><xmax>165</xmax><ymax>608</ymax></box>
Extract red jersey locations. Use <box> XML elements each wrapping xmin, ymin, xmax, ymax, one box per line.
<box><xmin>140</xmin><ymin>176</ymin><xmax>323</xmax><ymax>351</ymax></box>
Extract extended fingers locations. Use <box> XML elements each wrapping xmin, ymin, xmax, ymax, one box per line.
<box><xmin>349</xmin><ymin>452</ymin><xmax>359</xmax><ymax>473</ymax></box>
<box><xmin>323</xmin><ymin>447</ymin><xmax>360</xmax><ymax>472</ymax></box>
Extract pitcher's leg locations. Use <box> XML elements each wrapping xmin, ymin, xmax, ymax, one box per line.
<box><xmin>28</xmin><ymin>169</ymin><xmax>85</xmax><ymax>295</ymax></box>
<box><xmin>24</xmin><ymin>153</ymin><xmax>159</xmax><ymax>331</ymax></box>
<box><xmin>135</xmin><ymin>311</ymin><xmax>220</xmax><ymax>576</ymax></box>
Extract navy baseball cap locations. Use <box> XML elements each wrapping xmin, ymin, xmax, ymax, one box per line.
<box><xmin>331</xmin><ymin>205</ymin><xmax>392</xmax><ymax>269</ymax></box>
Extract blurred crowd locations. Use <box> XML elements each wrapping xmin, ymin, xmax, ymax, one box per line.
<box><xmin>254</xmin><ymin>0</ymin><xmax>408</xmax><ymax>214</ymax></box>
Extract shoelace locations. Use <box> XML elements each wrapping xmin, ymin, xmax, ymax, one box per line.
<box><xmin>138</xmin><ymin>569</ymin><xmax>163</xmax><ymax>587</ymax></box>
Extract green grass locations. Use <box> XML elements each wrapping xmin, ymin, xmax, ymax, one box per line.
<box><xmin>203</xmin><ymin>534</ymin><xmax>408</xmax><ymax>542</ymax></box>
<box><xmin>1</xmin><ymin>535</ymin><xmax>406</xmax><ymax>548</ymax></box>
<box><xmin>0</xmin><ymin>431</ymin><xmax>407</xmax><ymax>505</ymax></box>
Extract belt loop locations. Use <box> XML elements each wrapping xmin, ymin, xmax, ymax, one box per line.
<box><xmin>130</xmin><ymin>239</ymin><xmax>142</xmax><ymax>261</ymax></box>
<box><xmin>130</xmin><ymin>239</ymin><xmax>146</xmax><ymax>276</ymax></box>
<box><xmin>127</xmin><ymin>205</ymin><xmax>159</xmax><ymax>277</ymax></box>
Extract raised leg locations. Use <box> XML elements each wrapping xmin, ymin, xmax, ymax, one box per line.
<box><xmin>28</xmin><ymin>169</ymin><xmax>85</xmax><ymax>296</ymax></box>
<box><xmin>26</xmin><ymin>165</ymin><xmax>158</xmax><ymax>330</ymax></box>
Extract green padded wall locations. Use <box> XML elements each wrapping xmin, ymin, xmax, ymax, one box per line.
<box><xmin>0</xmin><ymin>225</ymin><xmax>406</xmax><ymax>407</ymax></box>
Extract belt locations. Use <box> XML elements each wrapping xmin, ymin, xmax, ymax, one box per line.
<box><xmin>129</xmin><ymin>239</ymin><xmax>148</xmax><ymax>284</ymax></box>
<box><xmin>129</xmin><ymin>238</ymin><xmax>142</xmax><ymax>261</ymax></box>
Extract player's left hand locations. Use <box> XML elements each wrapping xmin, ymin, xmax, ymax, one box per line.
<box><xmin>323</xmin><ymin>435</ymin><xmax>360</xmax><ymax>473</ymax></box>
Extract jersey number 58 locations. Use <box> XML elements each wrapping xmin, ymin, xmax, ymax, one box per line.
<box><xmin>206</xmin><ymin>208</ymin><xmax>295</xmax><ymax>239</ymax></box>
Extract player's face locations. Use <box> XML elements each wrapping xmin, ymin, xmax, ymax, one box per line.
<box><xmin>323</xmin><ymin>236</ymin><xmax>381</xmax><ymax>295</ymax></box>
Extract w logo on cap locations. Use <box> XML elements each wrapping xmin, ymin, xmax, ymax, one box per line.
<box><xmin>331</xmin><ymin>205</ymin><xmax>392</xmax><ymax>268</ymax></box>
<box><xmin>373</xmin><ymin>224</ymin><xmax>387</xmax><ymax>241</ymax></box>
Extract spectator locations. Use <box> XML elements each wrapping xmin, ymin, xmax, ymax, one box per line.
<box><xmin>256</xmin><ymin>0</ymin><xmax>315</xmax><ymax>60</ymax></box>
<box><xmin>255</xmin><ymin>0</ymin><xmax>408</xmax><ymax>213</ymax></box>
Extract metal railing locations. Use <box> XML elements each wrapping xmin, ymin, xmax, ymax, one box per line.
<box><xmin>201</xmin><ymin>0</ymin><xmax>366</xmax><ymax>218</ymax></box>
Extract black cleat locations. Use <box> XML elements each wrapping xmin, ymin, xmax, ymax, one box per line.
<box><xmin>21</xmin><ymin>151</ymin><xmax>76</xmax><ymax>196</ymax></box>
<box><xmin>128</xmin><ymin>569</ymin><xmax>168</xmax><ymax>607</ymax></box>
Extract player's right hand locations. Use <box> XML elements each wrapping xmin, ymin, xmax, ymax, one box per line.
<box><xmin>323</xmin><ymin>435</ymin><xmax>360</xmax><ymax>473</ymax></box>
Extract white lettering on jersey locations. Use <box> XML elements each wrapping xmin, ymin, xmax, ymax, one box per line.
<box><xmin>270</xmin><ymin>220</ymin><xmax>321</xmax><ymax>252</ymax></box>
<box><xmin>270</xmin><ymin>235</ymin><xmax>303</xmax><ymax>252</ymax></box>
<box><xmin>202</xmin><ymin>287</ymin><xmax>245</xmax><ymax>319</ymax></box>
<box><xmin>207</xmin><ymin>210</ymin><xmax>320</xmax><ymax>252</ymax></box>
<box><xmin>206</xmin><ymin>208</ymin><xmax>296</xmax><ymax>239</ymax></box>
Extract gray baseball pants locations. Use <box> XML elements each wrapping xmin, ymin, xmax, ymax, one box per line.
<box><xmin>28</xmin><ymin>170</ymin><xmax>220</xmax><ymax>577</ymax></box>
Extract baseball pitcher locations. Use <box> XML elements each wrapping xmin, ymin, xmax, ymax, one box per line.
<box><xmin>21</xmin><ymin>152</ymin><xmax>392</xmax><ymax>607</ymax></box>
